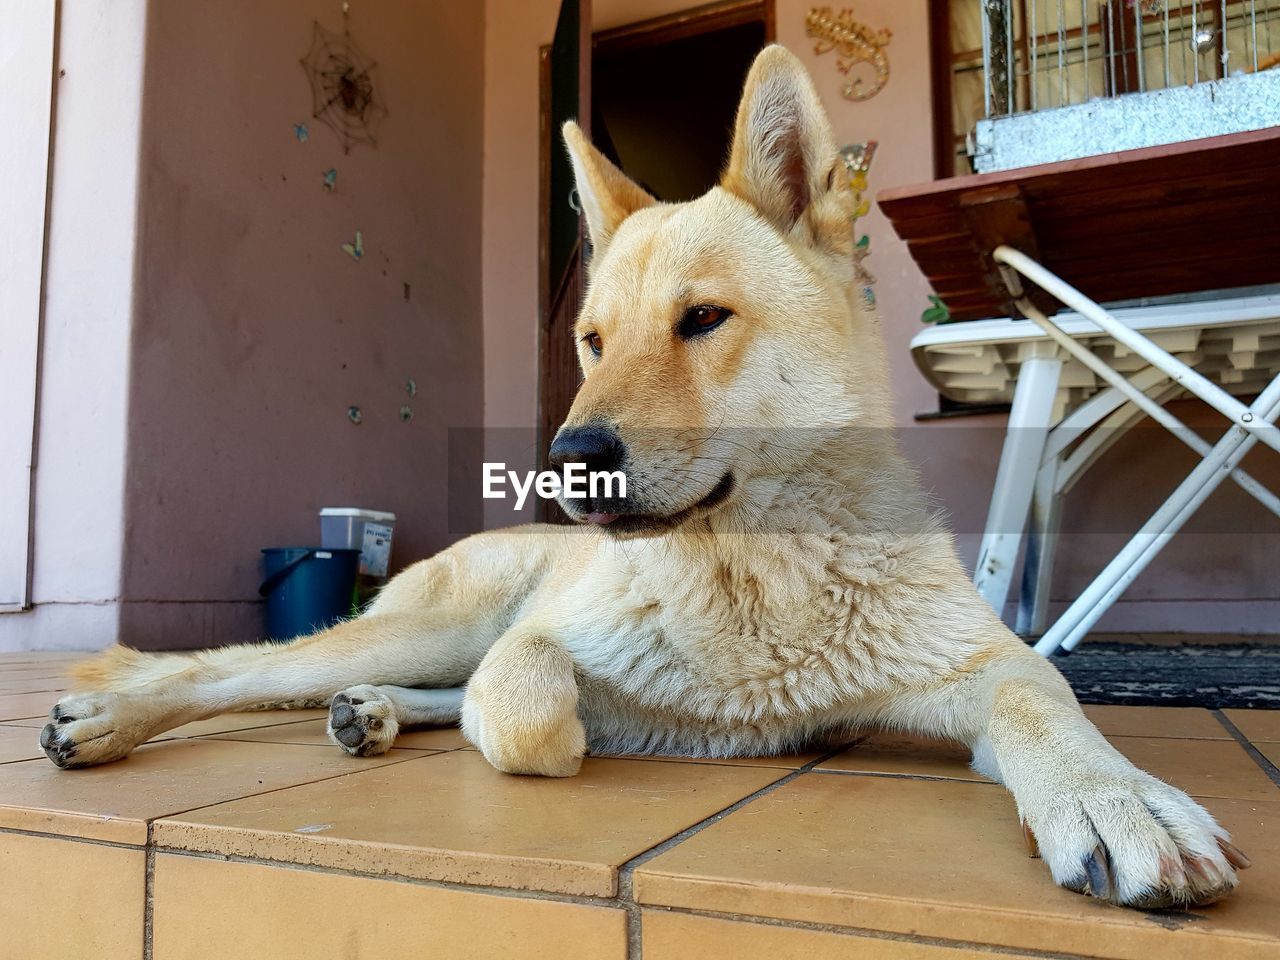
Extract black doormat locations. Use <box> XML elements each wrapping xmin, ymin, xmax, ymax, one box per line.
<box><xmin>1053</xmin><ymin>643</ymin><xmax>1280</xmax><ymax>709</ymax></box>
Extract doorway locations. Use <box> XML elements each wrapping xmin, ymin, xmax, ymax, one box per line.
<box><xmin>537</xmin><ymin>0</ymin><xmax>774</xmax><ymax>520</ymax></box>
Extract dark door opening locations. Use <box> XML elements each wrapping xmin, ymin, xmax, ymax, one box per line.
<box><xmin>591</xmin><ymin>16</ymin><xmax>768</xmax><ymax>202</ymax></box>
<box><xmin>537</xmin><ymin>1</ymin><xmax>774</xmax><ymax>520</ymax></box>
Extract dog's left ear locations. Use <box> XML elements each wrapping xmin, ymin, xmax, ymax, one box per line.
<box><xmin>722</xmin><ymin>45</ymin><xmax>839</xmax><ymax>235</ymax></box>
<box><xmin>562</xmin><ymin>121</ymin><xmax>655</xmax><ymax>254</ymax></box>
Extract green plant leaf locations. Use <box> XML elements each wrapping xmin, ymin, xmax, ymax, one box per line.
<box><xmin>921</xmin><ymin>295</ymin><xmax>950</xmax><ymax>325</ymax></box>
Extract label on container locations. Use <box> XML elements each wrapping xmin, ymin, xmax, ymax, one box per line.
<box><xmin>360</xmin><ymin>523</ymin><xmax>393</xmax><ymax>578</ymax></box>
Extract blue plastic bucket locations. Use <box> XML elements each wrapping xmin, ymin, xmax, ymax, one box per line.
<box><xmin>259</xmin><ymin>547</ymin><xmax>360</xmax><ymax>641</ymax></box>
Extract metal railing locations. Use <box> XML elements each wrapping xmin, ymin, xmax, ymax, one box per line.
<box><xmin>980</xmin><ymin>0</ymin><xmax>1278</xmax><ymax>117</ymax></box>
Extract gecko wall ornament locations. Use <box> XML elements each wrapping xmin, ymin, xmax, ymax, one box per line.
<box><xmin>805</xmin><ymin>7</ymin><xmax>892</xmax><ymax>102</ymax></box>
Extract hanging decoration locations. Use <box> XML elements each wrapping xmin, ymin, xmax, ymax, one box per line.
<box><xmin>840</xmin><ymin>141</ymin><xmax>878</xmax><ymax>304</ymax></box>
<box><xmin>805</xmin><ymin>7</ymin><xmax>892</xmax><ymax>102</ymax></box>
<box><xmin>300</xmin><ymin>6</ymin><xmax>387</xmax><ymax>153</ymax></box>
<box><xmin>341</xmin><ymin>230</ymin><xmax>364</xmax><ymax>261</ymax></box>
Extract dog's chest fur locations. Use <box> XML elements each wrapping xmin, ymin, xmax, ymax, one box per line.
<box><xmin>554</xmin><ymin>522</ymin><xmax>983</xmax><ymax>754</ymax></box>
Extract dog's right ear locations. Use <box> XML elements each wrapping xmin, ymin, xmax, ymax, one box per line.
<box><xmin>562</xmin><ymin>121</ymin><xmax>655</xmax><ymax>254</ymax></box>
<box><xmin>721</xmin><ymin>45</ymin><xmax>839</xmax><ymax>235</ymax></box>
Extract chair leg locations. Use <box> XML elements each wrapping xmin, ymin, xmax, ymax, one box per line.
<box><xmin>1016</xmin><ymin>461</ymin><xmax>1061</xmax><ymax>637</ymax></box>
<box><xmin>975</xmin><ymin>351</ymin><xmax>1063</xmax><ymax>618</ymax></box>
<box><xmin>1034</xmin><ymin>381</ymin><xmax>1280</xmax><ymax>656</ymax></box>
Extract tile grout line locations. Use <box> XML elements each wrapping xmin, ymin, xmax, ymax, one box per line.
<box><xmin>809</xmin><ymin>767</ymin><xmax>998</xmax><ymax>785</ymax></box>
<box><xmin>140</xmin><ymin>749</ymin><xmax>432</xmax><ymax>827</ymax></box>
<box><xmin>149</xmin><ymin>845</ymin><xmax>627</xmax><ymax>910</ymax></box>
<box><xmin>1210</xmin><ymin>709</ymin><xmax>1280</xmax><ymax>788</ymax></box>
<box><xmin>0</xmin><ymin>824</ymin><xmax>143</xmax><ymax>851</ymax></box>
<box><xmin>142</xmin><ymin>826</ymin><xmax>155</xmax><ymax>960</ymax></box>
<box><xmin>614</xmin><ymin>743</ymin><xmax>853</xmax><ymax>960</ymax></box>
<box><xmin>644</xmin><ymin>904</ymin><xmax>1117</xmax><ymax>960</ymax></box>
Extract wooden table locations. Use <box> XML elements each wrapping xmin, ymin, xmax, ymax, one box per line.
<box><xmin>879</xmin><ymin>127</ymin><xmax>1280</xmax><ymax>322</ymax></box>
<box><xmin>878</xmin><ymin>129</ymin><xmax>1280</xmax><ymax>655</ymax></box>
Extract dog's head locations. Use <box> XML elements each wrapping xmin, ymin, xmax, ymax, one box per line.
<box><xmin>554</xmin><ymin>45</ymin><xmax>880</xmax><ymax>535</ymax></box>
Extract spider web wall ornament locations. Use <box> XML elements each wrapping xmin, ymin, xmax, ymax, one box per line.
<box><xmin>300</xmin><ymin>18</ymin><xmax>387</xmax><ymax>153</ymax></box>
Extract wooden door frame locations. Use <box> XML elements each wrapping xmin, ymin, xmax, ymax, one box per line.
<box><xmin>1</xmin><ymin>3</ymin><xmax>58</xmax><ymax>611</ymax></box>
<box><xmin>536</xmin><ymin>0</ymin><xmax>775</xmax><ymax>506</ymax></box>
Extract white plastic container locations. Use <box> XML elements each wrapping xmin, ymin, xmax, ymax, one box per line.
<box><xmin>319</xmin><ymin>507</ymin><xmax>396</xmax><ymax>578</ymax></box>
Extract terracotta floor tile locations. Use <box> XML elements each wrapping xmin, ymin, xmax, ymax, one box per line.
<box><xmin>153</xmin><ymin>853</ymin><xmax>627</xmax><ymax>960</ymax></box>
<box><xmin>816</xmin><ymin>734</ymin><xmax>990</xmax><ymax>782</ymax></box>
<box><xmin>1084</xmin><ymin>705</ymin><xmax>1230</xmax><ymax>740</ymax></box>
<box><xmin>634</xmin><ymin>775</ymin><xmax>1280</xmax><ymax>960</ymax></box>
<box><xmin>0</xmin><ymin>725</ymin><xmax>44</xmax><ymax>764</ymax></box>
<box><xmin>0</xmin><ymin>689</ymin><xmax>61</xmax><ymax>721</ymax></box>
<box><xmin>152</xmin><ymin>751</ymin><xmax>786</xmax><ymax>897</ymax></box>
<box><xmin>0</xmin><ymin>831</ymin><xmax>144</xmax><ymax>960</ymax></box>
<box><xmin>161</xmin><ymin>709</ymin><xmax>328</xmax><ymax>739</ymax></box>
<box><xmin>603</xmin><ymin>749</ymin><xmax>830</xmax><ymax>770</ymax></box>
<box><xmin>0</xmin><ymin>676</ymin><xmax>70</xmax><ymax>694</ymax></box>
<box><xmin>642</xmin><ymin>910</ymin><xmax>1041</xmax><ymax>959</ymax></box>
<box><xmin>1226</xmin><ymin>710</ymin><xmax>1280</xmax><ymax>744</ymax></box>
<box><xmin>0</xmin><ymin>664</ymin><xmax>77</xmax><ymax>678</ymax></box>
<box><xmin>0</xmin><ymin>651</ymin><xmax>88</xmax><ymax>663</ymax></box>
<box><xmin>199</xmin><ymin>716</ymin><xmax>471</xmax><ymax>750</ymax></box>
<box><xmin>0</xmin><ymin>737</ymin><xmax>415</xmax><ymax>844</ymax></box>
<box><xmin>1109</xmin><ymin>736</ymin><xmax>1279</xmax><ymax>801</ymax></box>
<box><xmin>1253</xmin><ymin>742</ymin><xmax>1280</xmax><ymax>771</ymax></box>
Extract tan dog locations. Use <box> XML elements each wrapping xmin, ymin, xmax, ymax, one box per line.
<box><xmin>43</xmin><ymin>46</ymin><xmax>1247</xmax><ymax>909</ymax></box>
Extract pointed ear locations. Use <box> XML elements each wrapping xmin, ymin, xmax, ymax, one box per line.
<box><xmin>562</xmin><ymin>121</ymin><xmax>655</xmax><ymax>252</ymax></box>
<box><xmin>721</xmin><ymin>45</ymin><xmax>839</xmax><ymax>234</ymax></box>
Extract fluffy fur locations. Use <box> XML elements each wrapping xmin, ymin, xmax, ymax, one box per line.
<box><xmin>44</xmin><ymin>46</ymin><xmax>1247</xmax><ymax>908</ymax></box>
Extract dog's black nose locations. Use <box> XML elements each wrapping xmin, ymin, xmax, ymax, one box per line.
<box><xmin>548</xmin><ymin>425</ymin><xmax>626</xmax><ymax>474</ymax></box>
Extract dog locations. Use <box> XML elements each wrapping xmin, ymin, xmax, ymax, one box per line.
<box><xmin>42</xmin><ymin>45</ymin><xmax>1247</xmax><ymax>909</ymax></box>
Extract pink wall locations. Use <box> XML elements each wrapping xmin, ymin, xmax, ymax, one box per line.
<box><xmin>481</xmin><ymin>0</ymin><xmax>1279</xmax><ymax>633</ymax></box>
<box><xmin>120</xmin><ymin>0</ymin><xmax>486</xmax><ymax>648</ymax></box>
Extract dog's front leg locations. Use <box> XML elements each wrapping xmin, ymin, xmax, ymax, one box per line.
<box><xmin>936</xmin><ymin>645</ymin><xmax>1249</xmax><ymax>908</ymax></box>
<box><xmin>890</xmin><ymin>642</ymin><xmax>1249</xmax><ymax>911</ymax></box>
<box><xmin>461</xmin><ymin>626</ymin><xmax>586</xmax><ymax>777</ymax></box>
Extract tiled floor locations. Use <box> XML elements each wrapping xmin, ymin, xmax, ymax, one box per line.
<box><xmin>1</xmin><ymin>653</ymin><xmax>1278</xmax><ymax>960</ymax></box>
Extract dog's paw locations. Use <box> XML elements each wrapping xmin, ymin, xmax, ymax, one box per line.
<box><xmin>461</xmin><ymin>689</ymin><xmax>586</xmax><ymax>778</ymax></box>
<box><xmin>1026</xmin><ymin>771</ymin><xmax>1248</xmax><ymax>908</ymax></box>
<box><xmin>327</xmin><ymin>686</ymin><xmax>400</xmax><ymax>757</ymax></box>
<box><xmin>39</xmin><ymin>693</ymin><xmax>145</xmax><ymax>769</ymax></box>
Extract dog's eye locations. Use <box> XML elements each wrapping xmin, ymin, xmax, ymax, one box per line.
<box><xmin>583</xmin><ymin>332</ymin><xmax>603</xmax><ymax>357</ymax></box>
<box><xmin>678</xmin><ymin>305</ymin><xmax>732</xmax><ymax>339</ymax></box>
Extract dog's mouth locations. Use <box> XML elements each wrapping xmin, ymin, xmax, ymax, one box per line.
<box><xmin>575</xmin><ymin>472</ymin><xmax>735</xmax><ymax>535</ymax></box>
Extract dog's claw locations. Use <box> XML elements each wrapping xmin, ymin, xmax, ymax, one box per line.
<box><xmin>38</xmin><ymin>724</ymin><xmax>59</xmax><ymax>750</ymax></box>
<box><xmin>1182</xmin><ymin>852</ymin><xmax>1229</xmax><ymax>891</ymax></box>
<box><xmin>38</xmin><ymin>723</ymin><xmax>79</xmax><ymax>767</ymax></box>
<box><xmin>1021</xmin><ymin>819</ymin><xmax>1040</xmax><ymax>858</ymax></box>
<box><xmin>1217</xmin><ymin>837</ymin><xmax>1252</xmax><ymax>870</ymax></box>
<box><xmin>1083</xmin><ymin>845</ymin><xmax>1113</xmax><ymax>900</ymax></box>
<box><xmin>1157</xmin><ymin>853</ymin><xmax>1188</xmax><ymax>890</ymax></box>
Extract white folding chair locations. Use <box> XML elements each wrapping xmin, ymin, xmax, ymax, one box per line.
<box><xmin>972</xmin><ymin>247</ymin><xmax>1280</xmax><ymax>655</ymax></box>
